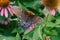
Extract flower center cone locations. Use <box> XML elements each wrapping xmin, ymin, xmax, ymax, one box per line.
<box><xmin>43</xmin><ymin>0</ymin><xmax>60</xmax><ymax>8</ymax></box>
<box><xmin>0</xmin><ymin>0</ymin><xmax>9</xmax><ymax>7</ymax></box>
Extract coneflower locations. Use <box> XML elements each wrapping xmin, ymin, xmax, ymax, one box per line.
<box><xmin>0</xmin><ymin>0</ymin><xmax>14</xmax><ymax>18</ymax></box>
<box><xmin>40</xmin><ymin>0</ymin><xmax>60</xmax><ymax>16</ymax></box>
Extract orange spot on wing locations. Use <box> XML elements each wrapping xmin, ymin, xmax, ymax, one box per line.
<box><xmin>27</xmin><ymin>11</ymin><xmax>35</xmax><ymax>15</ymax></box>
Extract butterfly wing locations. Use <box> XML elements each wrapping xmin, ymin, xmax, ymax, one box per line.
<box><xmin>24</xmin><ymin>22</ymin><xmax>32</xmax><ymax>28</ymax></box>
<box><xmin>18</xmin><ymin>19</ymin><xmax>32</xmax><ymax>28</ymax></box>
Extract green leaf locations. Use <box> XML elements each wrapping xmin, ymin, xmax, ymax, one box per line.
<box><xmin>23</xmin><ymin>23</ymin><xmax>43</xmax><ymax>40</ymax></box>
<box><xmin>0</xmin><ymin>35</ymin><xmax>16</xmax><ymax>40</ymax></box>
<box><xmin>16</xmin><ymin>33</ymin><xmax>21</xmax><ymax>40</ymax></box>
<box><xmin>17</xmin><ymin>28</ymin><xmax>24</xmax><ymax>34</ymax></box>
<box><xmin>45</xmin><ymin>29</ymin><xmax>58</xmax><ymax>36</ymax></box>
<box><xmin>51</xmin><ymin>36</ymin><xmax>60</xmax><ymax>40</ymax></box>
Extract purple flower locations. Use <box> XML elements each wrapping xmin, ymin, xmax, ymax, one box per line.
<box><xmin>40</xmin><ymin>0</ymin><xmax>60</xmax><ymax>16</ymax></box>
<box><xmin>2</xmin><ymin>19</ymin><xmax>11</xmax><ymax>25</ymax></box>
<box><xmin>0</xmin><ymin>0</ymin><xmax>14</xmax><ymax>18</ymax></box>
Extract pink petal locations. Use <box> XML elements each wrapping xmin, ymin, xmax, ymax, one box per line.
<box><xmin>9</xmin><ymin>5</ymin><xmax>13</xmax><ymax>8</ymax></box>
<box><xmin>9</xmin><ymin>2</ymin><xmax>13</xmax><ymax>5</ymax></box>
<box><xmin>2</xmin><ymin>21</ymin><xmax>7</xmax><ymax>25</ymax></box>
<box><xmin>44</xmin><ymin>7</ymin><xmax>47</xmax><ymax>11</ymax></box>
<box><xmin>50</xmin><ymin>9</ymin><xmax>56</xmax><ymax>16</ymax></box>
<box><xmin>57</xmin><ymin>5</ymin><xmax>60</xmax><ymax>10</ymax></box>
<box><xmin>27</xmin><ymin>24</ymin><xmax>35</xmax><ymax>30</ymax></box>
<box><xmin>5</xmin><ymin>8</ymin><xmax>8</xmax><ymax>18</ymax></box>
<box><xmin>8</xmin><ymin>7</ymin><xmax>14</xmax><ymax>16</ymax></box>
<box><xmin>4</xmin><ymin>21</ymin><xmax>8</xmax><ymax>25</ymax></box>
<box><xmin>1</xmin><ymin>8</ymin><xmax>5</xmax><ymax>16</ymax></box>
<box><xmin>43</xmin><ymin>7</ymin><xmax>50</xmax><ymax>16</ymax></box>
<box><xmin>40</xmin><ymin>0</ymin><xmax>43</xmax><ymax>4</ymax></box>
<box><xmin>45</xmin><ymin>36</ymin><xmax>51</xmax><ymax>40</ymax></box>
<box><xmin>0</xmin><ymin>7</ymin><xmax>1</xmax><ymax>10</ymax></box>
<box><xmin>46</xmin><ymin>11</ymin><xmax>49</xmax><ymax>16</ymax></box>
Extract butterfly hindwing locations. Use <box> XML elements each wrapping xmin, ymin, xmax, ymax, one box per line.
<box><xmin>24</xmin><ymin>22</ymin><xmax>31</xmax><ymax>28</ymax></box>
<box><xmin>18</xmin><ymin>18</ymin><xmax>32</xmax><ymax>29</ymax></box>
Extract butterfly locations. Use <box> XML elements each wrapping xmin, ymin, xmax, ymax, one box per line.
<box><xmin>12</xmin><ymin>6</ymin><xmax>43</xmax><ymax>29</ymax></box>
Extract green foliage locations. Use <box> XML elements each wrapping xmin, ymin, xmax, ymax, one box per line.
<box><xmin>23</xmin><ymin>23</ymin><xmax>43</xmax><ymax>40</ymax></box>
<box><xmin>0</xmin><ymin>0</ymin><xmax>60</xmax><ymax>40</ymax></box>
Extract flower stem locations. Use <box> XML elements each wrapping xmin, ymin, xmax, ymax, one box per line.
<box><xmin>44</xmin><ymin>14</ymin><xmax>49</xmax><ymax>27</ymax></box>
<box><xmin>43</xmin><ymin>14</ymin><xmax>49</xmax><ymax>40</ymax></box>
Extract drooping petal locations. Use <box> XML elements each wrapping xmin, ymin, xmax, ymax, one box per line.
<box><xmin>9</xmin><ymin>2</ymin><xmax>13</xmax><ymax>5</ymax></box>
<box><xmin>0</xmin><ymin>7</ymin><xmax>1</xmax><ymax>10</ymax></box>
<box><xmin>57</xmin><ymin>5</ymin><xmax>60</xmax><ymax>10</ymax></box>
<box><xmin>2</xmin><ymin>19</ymin><xmax>11</xmax><ymax>25</ymax></box>
<box><xmin>9</xmin><ymin>5</ymin><xmax>13</xmax><ymax>8</ymax></box>
<box><xmin>2</xmin><ymin>20</ymin><xmax>7</xmax><ymax>25</ymax></box>
<box><xmin>45</xmin><ymin>11</ymin><xmax>49</xmax><ymax>16</ymax></box>
<box><xmin>43</xmin><ymin>7</ymin><xmax>49</xmax><ymax>16</ymax></box>
<box><xmin>44</xmin><ymin>7</ymin><xmax>47</xmax><ymax>11</ymax></box>
<box><xmin>8</xmin><ymin>7</ymin><xmax>14</xmax><ymax>16</ymax></box>
<box><xmin>1</xmin><ymin>8</ymin><xmax>5</xmax><ymax>16</ymax></box>
<box><xmin>5</xmin><ymin>8</ymin><xmax>8</xmax><ymax>18</ymax></box>
<box><xmin>4</xmin><ymin>21</ymin><xmax>8</xmax><ymax>25</ymax></box>
<box><xmin>50</xmin><ymin>9</ymin><xmax>56</xmax><ymax>16</ymax></box>
<box><xmin>40</xmin><ymin>0</ymin><xmax>43</xmax><ymax>4</ymax></box>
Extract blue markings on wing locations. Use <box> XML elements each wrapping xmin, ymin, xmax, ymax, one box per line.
<box><xmin>18</xmin><ymin>17</ymin><xmax>25</xmax><ymax>26</ymax></box>
<box><xmin>19</xmin><ymin>20</ymin><xmax>31</xmax><ymax>28</ymax></box>
<box><xmin>24</xmin><ymin>22</ymin><xmax>31</xmax><ymax>28</ymax></box>
<box><xmin>18</xmin><ymin>18</ymin><xmax>32</xmax><ymax>29</ymax></box>
<box><xmin>19</xmin><ymin>20</ymin><xmax>24</xmax><ymax>26</ymax></box>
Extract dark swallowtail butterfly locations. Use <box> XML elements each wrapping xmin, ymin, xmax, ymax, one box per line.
<box><xmin>12</xmin><ymin>6</ymin><xmax>43</xmax><ymax>29</ymax></box>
